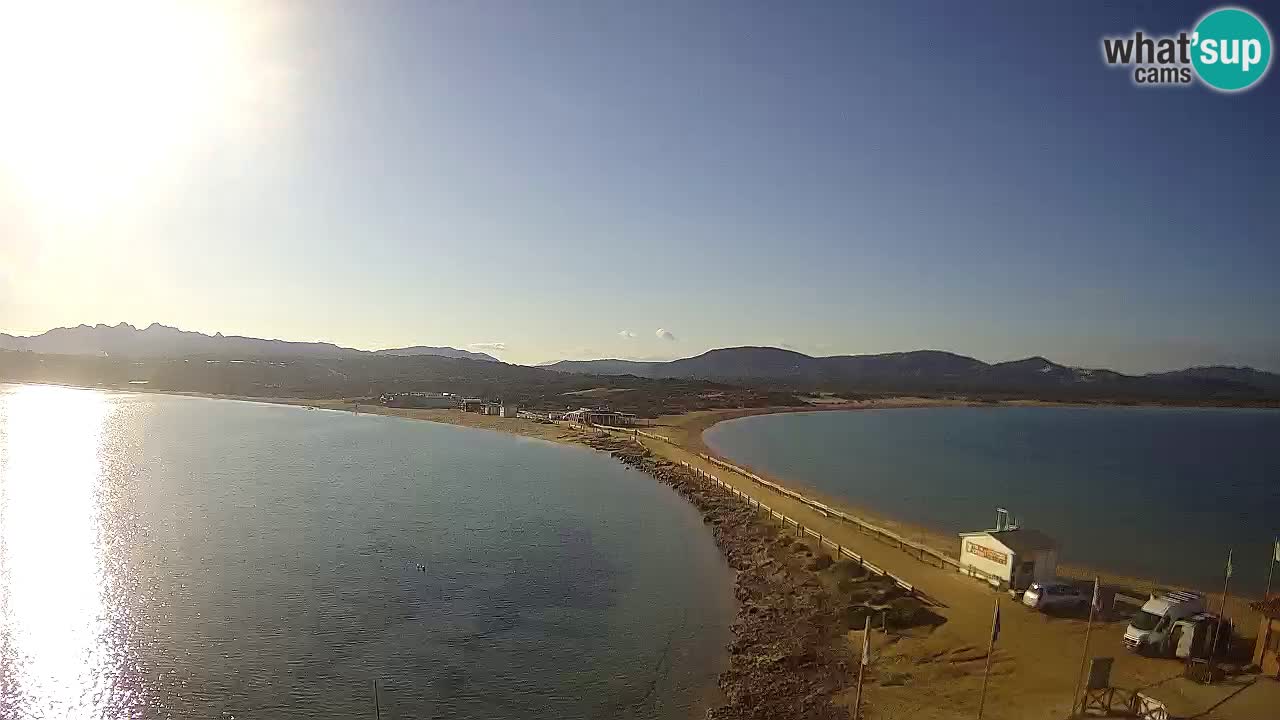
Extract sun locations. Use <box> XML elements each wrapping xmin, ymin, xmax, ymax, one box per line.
<box><xmin>0</xmin><ymin>0</ymin><xmax>268</xmax><ymax>215</ymax></box>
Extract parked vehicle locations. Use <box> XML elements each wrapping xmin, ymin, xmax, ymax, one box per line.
<box><xmin>1123</xmin><ymin>590</ymin><xmax>1206</xmax><ymax>654</ymax></box>
<box><xmin>1021</xmin><ymin>582</ymin><xmax>1088</xmax><ymax>612</ymax></box>
<box><xmin>1172</xmin><ymin>613</ymin><xmax>1233</xmax><ymax>660</ymax></box>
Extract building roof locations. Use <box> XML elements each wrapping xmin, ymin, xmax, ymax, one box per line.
<box><xmin>1251</xmin><ymin>597</ymin><xmax>1280</xmax><ymax>619</ymax></box>
<box><xmin>960</xmin><ymin>528</ymin><xmax>1057</xmax><ymax>554</ymax></box>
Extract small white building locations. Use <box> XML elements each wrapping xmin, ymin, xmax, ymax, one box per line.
<box><xmin>958</xmin><ymin>509</ymin><xmax>1057</xmax><ymax>592</ymax></box>
<box><xmin>499</xmin><ymin>403</ymin><xmax>519</xmax><ymax>418</ymax></box>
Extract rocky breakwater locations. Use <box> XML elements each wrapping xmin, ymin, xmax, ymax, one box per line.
<box><xmin>581</xmin><ymin>435</ymin><xmax>868</xmax><ymax>719</ymax></box>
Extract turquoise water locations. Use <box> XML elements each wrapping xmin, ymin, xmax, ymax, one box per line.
<box><xmin>0</xmin><ymin>384</ymin><xmax>733</xmax><ymax>719</ymax></box>
<box><xmin>705</xmin><ymin>407</ymin><xmax>1280</xmax><ymax>595</ymax></box>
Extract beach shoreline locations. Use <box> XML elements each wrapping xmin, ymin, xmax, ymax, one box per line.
<box><xmin>16</xmin><ymin>381</ymin><xmax>1263</xmax><ymax>606</ymax></box>
<box><xmin>111</xmin><ymin>384</ymin><xmax>1269</xmax><ymax>617</ymax></box>
<box><xmin>341</xmin><ymin>396</ymin><xmax>1274</xmax><ymax>718</ymax></box>
<box><xmin>8</xmin><ymin>383</ymin><xmax>1275</xmax><ymax>718</ymax></box>
<box><xmin>665</xmin><ymin>402</ymin><xmax>1269</xmax><ymax>609</ymax></box>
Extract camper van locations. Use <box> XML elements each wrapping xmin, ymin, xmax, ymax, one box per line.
<box><xmin>1123</xmin><ymin>591</ymin><xmax>1207</xmax><ymax>655</ymax></box>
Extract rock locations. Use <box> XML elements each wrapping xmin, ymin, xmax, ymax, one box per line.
<box><xmin>870</xmin><ymin>586</ymin><xmax>905</xmax><ymax>605</ymax></box>
<box><xmin>807</xmin><ymin>554</ymin><xmax>833</xmax><ymax>571</ymax></box>
<box><xmin>831</xmin><ymin>559</ymin><xmax>867</xmax><ymax>580</ymax></box>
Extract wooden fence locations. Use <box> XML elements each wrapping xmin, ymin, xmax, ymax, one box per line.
<box><xmin>676</xmin><ymin>460</ymin><xmax>917</xmax><ymax>596</ymax></box>
<box><xmin>695</xmin><ymin>453</ymin><xmax>963</xmax><ymax>575</ymax></box>
<box><xmin>635</xmin><ymin>429</ymin><xmax>672</xmax><ymax>443</ymax></box>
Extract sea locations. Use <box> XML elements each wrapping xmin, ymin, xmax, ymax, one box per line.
<box><xmin>704</xmin><ymin>406</ymin><xmax>1280</xmax><ymax>596</ymax></box>
<box><xmin>0</xmin><ymin>384</ymin><xmax>733</xmax><ymax>719</ymax></box>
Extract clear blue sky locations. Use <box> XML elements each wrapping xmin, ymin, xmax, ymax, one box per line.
<box><xmin>1</xmin><ymin>1</ymin><xmax>1276</xmax><ymax>371</ymax></box>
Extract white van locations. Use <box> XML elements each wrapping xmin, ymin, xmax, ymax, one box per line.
<box><xmin>1123</xmin><ymin>591</ymin><xmax>1206</xmax><ymax>654</ymax></box>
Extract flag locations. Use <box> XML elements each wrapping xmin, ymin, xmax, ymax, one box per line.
<box><xmin>1225</xmin><ymin>549</ymin><xmax>1233</xmax><ymax>579</ymax></box>
<box><xmin>1091</xmin><ymin>577</ymin><xmax>1102</xmax><ymax>614</ymax></box>
<box><xmin>990</xmin><ymin>601</ymin><xmax>1001</xmax><ymax>645</ymax></box>
<box><xmin>861</xmin><ymin>615</ymin><xmax>871</xmax><ymax>666</ymax></box>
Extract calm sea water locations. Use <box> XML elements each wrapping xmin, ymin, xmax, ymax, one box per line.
<box><xmin>0</xmin><ymin>384</ymin><xmax>733</xmax><ymax>719</ymax></box>
<box><xmin>705</xmin><ymin>407</ymin><xmax>1280</xmax><ymax>595</ymax></box>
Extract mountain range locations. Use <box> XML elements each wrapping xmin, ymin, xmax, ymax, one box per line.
<box><xmin>546</xmin><ymin>347</ymin><xmax>1280</xmax><ymax>399</ymax></box>
<box><xmin>0</xmin><ymin>323</ymin><xmax>498</xmax><ymax>362</ymax></box>
<box><xmin>3</xmin><ymin>324</ymin><xmax>1277</xmax><ymax>402</ymax></box>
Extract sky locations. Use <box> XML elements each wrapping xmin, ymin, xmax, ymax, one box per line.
<box><xmin>1</xmin><ymin>1</ymin><xmax>1277</xmax><ymax>371</ymax></box>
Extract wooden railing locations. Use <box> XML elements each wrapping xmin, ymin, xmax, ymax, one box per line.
<box><xmin>677</xmin><ymin>460</ymin><xmax>918</xmax><ymax>596</ymax></box>
<box><xmin>695</xmin><ymin>453</ymin><xmax>963</xmax><ymax>575</ymax></box>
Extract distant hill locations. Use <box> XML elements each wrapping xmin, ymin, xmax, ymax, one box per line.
<box><xmin>0</xmin><ymin>323</ymin><xmax>487</xmax><ymax>362</ymax></box>
<box><xmin>0</xmin><ymin>349</ymin><xmax>796</xmax><ymax>417</ymax></box>
<box><xmin>546</xmin><ymin>347</ymin><xmax>1280</xmax><ymax>402</ymax></box>
<box><xmin>1146</xmin><ymin>366</ymin><xmax>1280</xmax><ymax>393</ymax></box>
<box><xmin>374</xmin><ymin>346</ymin><xmax>497</xmax><ymax>362</ymax></box>
<box><xmin>6</xmin><ymin>324</ymin><xmax>1277</xmax><ymax>404</ymax></box>
<box><xmin>547</xmin><ymin>347</ymin><xmax>993</xmax><ymax>382</ymax></box>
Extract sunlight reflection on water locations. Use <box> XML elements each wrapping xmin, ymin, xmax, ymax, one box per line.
<box><xmin>0</xmin><ymin>384</ymin><xmax>122</xmax><ymax>718</ymax></box>
<box><xmin>0</xmin><ymin>384</ymin><xmax>732</xmax><ymax>719</ymax></box>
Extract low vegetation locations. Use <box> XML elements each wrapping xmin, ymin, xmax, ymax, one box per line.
<box><xmin>0</xmin><ymin>351</ymin><xmax>801</xmax><ymax>417</ymax></box>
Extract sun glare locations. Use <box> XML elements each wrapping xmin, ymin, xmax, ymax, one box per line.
<box><xmin>1</xmin><ymin>385</ymin><xmax>112</xmax><ymax>716</ymax></box>
<box><xmin>0</xmin><ymin>0</ymin><xmax>267</xmax><ymax>215</ymax></box>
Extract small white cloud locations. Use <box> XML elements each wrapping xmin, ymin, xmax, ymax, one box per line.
<box><xmin>656</xmin><ymin>328</ymin><xmax>675</xmax><ymax>341</ymax></box>
<box><xmin>469</xmin><ymin>342</ymin><xmax>507</xmax><ymax>352</ymax></box>
<box><xmin>617</xmin><ymin>330</ymin><xmax>637</xmax><ymax>339</ymax></box>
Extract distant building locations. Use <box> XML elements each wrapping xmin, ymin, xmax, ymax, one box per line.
<box><xmin>459</xmin><ymin>398</ymin><xmax>484</xmax><ymax>412</ymax></box>
<box><xmin>380</xmin><ymin>392</ymin><xmax>456</xmax><ymax>409</ymax></box>
<box><xmin>499</xmin><ymin>403</ymin><xmax>519</xmax><ymax>418</ymax></box>
<box><xmin>563</xmin><ymin>408</ymin><xmax>637</xmax><ymax>427</ymax></box>
<box><xmin>958</xmin><ymin>508</ymin><xmax>1057</xmax><ymax>592</ymax></box>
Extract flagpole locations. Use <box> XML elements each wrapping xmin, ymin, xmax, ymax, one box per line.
<box><xmin>977</xmin><ymin>597</ymin><xmax>999</xmax><ymax>720</ymax></box>
<box><xmin>855</xmin><ymin>615</ymin><xmax>869</xmax><ymax>719</ymax></box>
<box><xmin>1070</xmin><ymin>578</ymin><xmax>1099</xmax><ymax>717</ymax></box>
<box><xmin>1266</xmin><ymin>537</ymin><xmax>1277</xmax><ymax>599</ymax></box>
<box><xmin>1219</xmin><ymin>548</ymin><xmax>1232</xmax><ymax>618</ymax></box>
<box><xmin>1206</xmin><ymin>549</ymin><xmax>1233</xmax><ymax>684</ymax></box>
